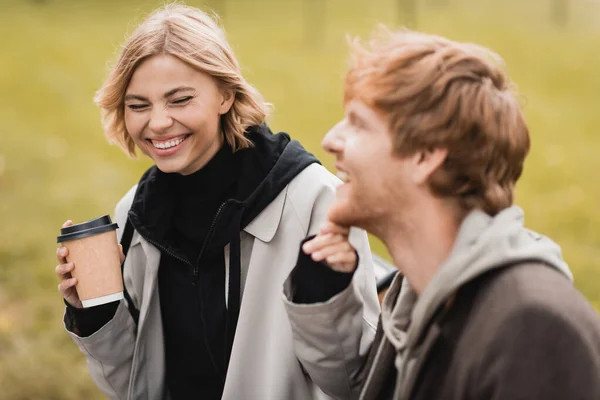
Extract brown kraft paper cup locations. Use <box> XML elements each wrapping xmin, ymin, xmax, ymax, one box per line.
<box><xmin>57</xmin><ymin>215</ymin><xmax>124</xmax><ymax>308</ymax></box>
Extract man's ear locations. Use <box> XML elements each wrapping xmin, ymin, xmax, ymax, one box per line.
<box><xmin>219</xmin><ymin>88</ymin><xmax>235</xmax><ymax>115</ymax></box>
<box><xmin>410</xmin><ymin>148</ymin><xmax>448</xmax><ymax>185</ymax></box>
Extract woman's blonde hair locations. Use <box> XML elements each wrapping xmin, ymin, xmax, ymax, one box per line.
<box><xmin>95</xmin><ymin>4</ymin><xmax>269</xmax><ymax>157</ymax></box>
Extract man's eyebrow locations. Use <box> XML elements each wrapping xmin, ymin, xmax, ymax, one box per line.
<box><xmin>124</xmin><ymin>87</ymin><xmax>196</xmax><ymax>102</ymax></box>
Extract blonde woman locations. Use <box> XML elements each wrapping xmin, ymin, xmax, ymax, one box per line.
<box><xmin>54</xmin><ymin>4</ymin><xmax>379</xmax><ymax>400</ymax></box>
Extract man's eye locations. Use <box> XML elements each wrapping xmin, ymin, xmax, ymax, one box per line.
<box><xmin>172</xmin><ymin>96</ymin><xmax>193</xmax><ymax>105</ymax></box>
<box><xmin>127</xmin><ymin>104</ymin><xmax>148</xmax><ymax>111</ymax></box>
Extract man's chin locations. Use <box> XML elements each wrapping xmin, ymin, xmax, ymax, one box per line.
<box><xmin>327</xmin><ymin>203</ymin><xmax>363</xmax><ymax>229</ymax></box>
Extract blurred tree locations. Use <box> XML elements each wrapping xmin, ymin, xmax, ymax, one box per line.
<box><xmin>552</xmin><ymin>0</ymin><xmax>568</xmax><ymax>26</ymax></box>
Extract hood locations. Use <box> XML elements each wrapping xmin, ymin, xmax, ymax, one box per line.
<box><xmin>382</xmin><ymin>206</ymin><xmax>573</xmax><ymax>351</ymax></box>
<box><xmin>201</xmin><ymin>123</ymin><xmax>320</xmax><ymax>248</ymax></box>
<box><xmin>230</xmin><ymin>123</ymin><xmax>320</xmax><ymax>230</ymax></box>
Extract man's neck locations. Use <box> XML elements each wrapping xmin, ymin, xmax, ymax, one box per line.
<box><xmin>379</xmin><ymin>200</ymin><xmax>463</xmax><ymax>295</ymax></box>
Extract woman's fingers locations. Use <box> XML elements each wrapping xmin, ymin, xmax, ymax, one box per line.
<box><xmin>55</xmin><ymin>222</ymin><xmax>82</xmax><ymax>307</ymax></box>
<box><xmin>58</xmin><ymin>277</ymin><xmax>77</xmax><ymax>295</ymax></box>
<box><xmin>56</xmin><ymin>246</ymin><xmax>69</xmax><ymax>264</ymax></box>
<box><xmin>326</xmin><ymin>251</ymin><xmax>357</xmax><ymax>272</ymax></box>
<box><xmin>119</xmin><ymin>244</ymin><xmax>125</xmax><ymax>264</ymax></box>
<box><xmin>303</xmin><ymin>233</ymin><xmax>344</xmax><ymax>254</ymax></box>
<box><xmin>302</xmin><ymin>225</ymin><xmax>358</xmax><ymax>272</ymax></box>
<box><xmin>55</xmin><ymin>262</ymin><xmax>74</xmax><ymax>278</ymax></box>
<box><xmin>319</xmin><ymin>221</ymin><xmax>350</xmax><ymax>236</ymax></box>
<box><xmin>310</xmin><ymin>241</ymin><xmax>353</xmax><ymax>262</ymax></box>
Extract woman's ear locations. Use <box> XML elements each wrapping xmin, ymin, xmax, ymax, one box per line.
<box><xmin>219</xmin><ymin>88</ymin><xmax>235</xmax><ymax>115</ymax></box>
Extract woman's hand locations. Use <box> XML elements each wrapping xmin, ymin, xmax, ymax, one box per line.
<box><xmin>302</xmin><ymin>221</ymin><xmax>357</xmax><ymax>273</ymax></box>
<box><xmin>55</xmin><ymin>220</ymin><xmax>82</xmax><ymax>308</ymax></box>
<box><xmin>55</xmin><ymin>220</ymin><xmax>126</xmax><ymax>308</ymax></box>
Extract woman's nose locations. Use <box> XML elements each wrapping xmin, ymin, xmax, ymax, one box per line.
<box><xmin>148</xmin><ymin>107</ymin><xmax>174</xmax><ymax>133</ymax></box>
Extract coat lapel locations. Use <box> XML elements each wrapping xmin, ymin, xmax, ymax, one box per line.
<box><xmin>137</xmin><ymin>238</ymin><xmax>161</xmax><ymax>333</ymax></box>
<box><xmin>243</xmin><ymin>185</ymin><xmax>288</xmax><ymax>243</ymax></box>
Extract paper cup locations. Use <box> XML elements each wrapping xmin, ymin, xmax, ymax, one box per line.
<box><xmin>57</xmin><ymin>215</ymin><xmax>124</xmax><ymax>307</ymax></box>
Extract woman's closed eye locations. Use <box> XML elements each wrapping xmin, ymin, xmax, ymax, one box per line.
<box><xmin>126</xmin><ymin>103</ymin><xmax>149</xmax><ymax>111</ymax></box>
<box><xmin>171</xmin><ymin>96</ymin><xmax>193</xmax><ymax>105</ymax></box>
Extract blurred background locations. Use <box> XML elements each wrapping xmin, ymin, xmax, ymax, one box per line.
<box><xmin>0</xmin><ymin>0</ymin><xmax>598</xmax><ymax>398</ymax></box>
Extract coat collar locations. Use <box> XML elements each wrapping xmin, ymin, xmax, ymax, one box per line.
<box><xmin>242</xmin><ymin>185</ymin><xmax>288</xmax><ymax>243</ymax></box>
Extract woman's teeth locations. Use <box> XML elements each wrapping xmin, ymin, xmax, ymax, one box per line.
<box><xmin>151</xmin><ymin>136</ymin><xmax>186</xmax><ymax>149</ymax></box>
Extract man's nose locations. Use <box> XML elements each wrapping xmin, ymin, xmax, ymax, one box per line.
<box><xmin>322</xmin><ymin>121</ymin><xmax>344</xmax><ymax>154</ymax></box>
<box><xmin>148</xmin><ymin>107</ymin><xmax>174</xmax><ymax>133</ymax></box>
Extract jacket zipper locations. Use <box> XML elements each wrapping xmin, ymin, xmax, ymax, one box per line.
<box><xmin>128</xmin><ymin>210</ymin><xmax>230</xmax><ymax>380</ymax></box>
<box><xmin>192</xmin><ymin>200</ymin><xmax>229</xmax><ymax>285</ymax></box>
<box><xmin>129</xmin><ymin>201</ymin><xmax>231</xmax><ymax>285</ymax></box>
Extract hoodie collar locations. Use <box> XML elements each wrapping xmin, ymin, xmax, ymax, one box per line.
<box><xmin>128</xmin><ymin>124</ymin><xmax>319</xmax><ymax>247</ymax></box>
<box><xmin>387</xmin><ymin>206</ymin><xmax>572</xmax><ymax>350</ymax></box>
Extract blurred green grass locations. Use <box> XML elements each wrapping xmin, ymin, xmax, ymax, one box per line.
<box><xmin>0</xmin><ymin>0</ymin><xmax>598</xmax><ymax>398</ymax></box>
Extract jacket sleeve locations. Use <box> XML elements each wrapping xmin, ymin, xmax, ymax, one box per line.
<box><xmin>64</xmin><ymin>300</ymin><xmax>119</xmax><ymax>337</ymax></box>
<box><xmin>65</xmin><ymin>299</ymin><xmax>137</xmax><ymax>400</ymax></box>
<box><xmin>282</xmin><ymin>168</ymin><xmax>380</xmax><ymax>400</ymax></box>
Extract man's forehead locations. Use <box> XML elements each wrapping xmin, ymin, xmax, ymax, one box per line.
<box><xmin>345</xmin><ymin>99</ymin><xmax>388</xmax><ymax>128</ymax></box>
<box><xmin>345</xmin><ymin>99</ymin><xmax>375</xmax><ymax>117</ymax></box>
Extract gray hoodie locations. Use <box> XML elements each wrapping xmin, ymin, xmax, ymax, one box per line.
<box><xmin>366</xmin><ymin>205</ymin><xmax>573</xmax><ymax>400</ymax></box>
